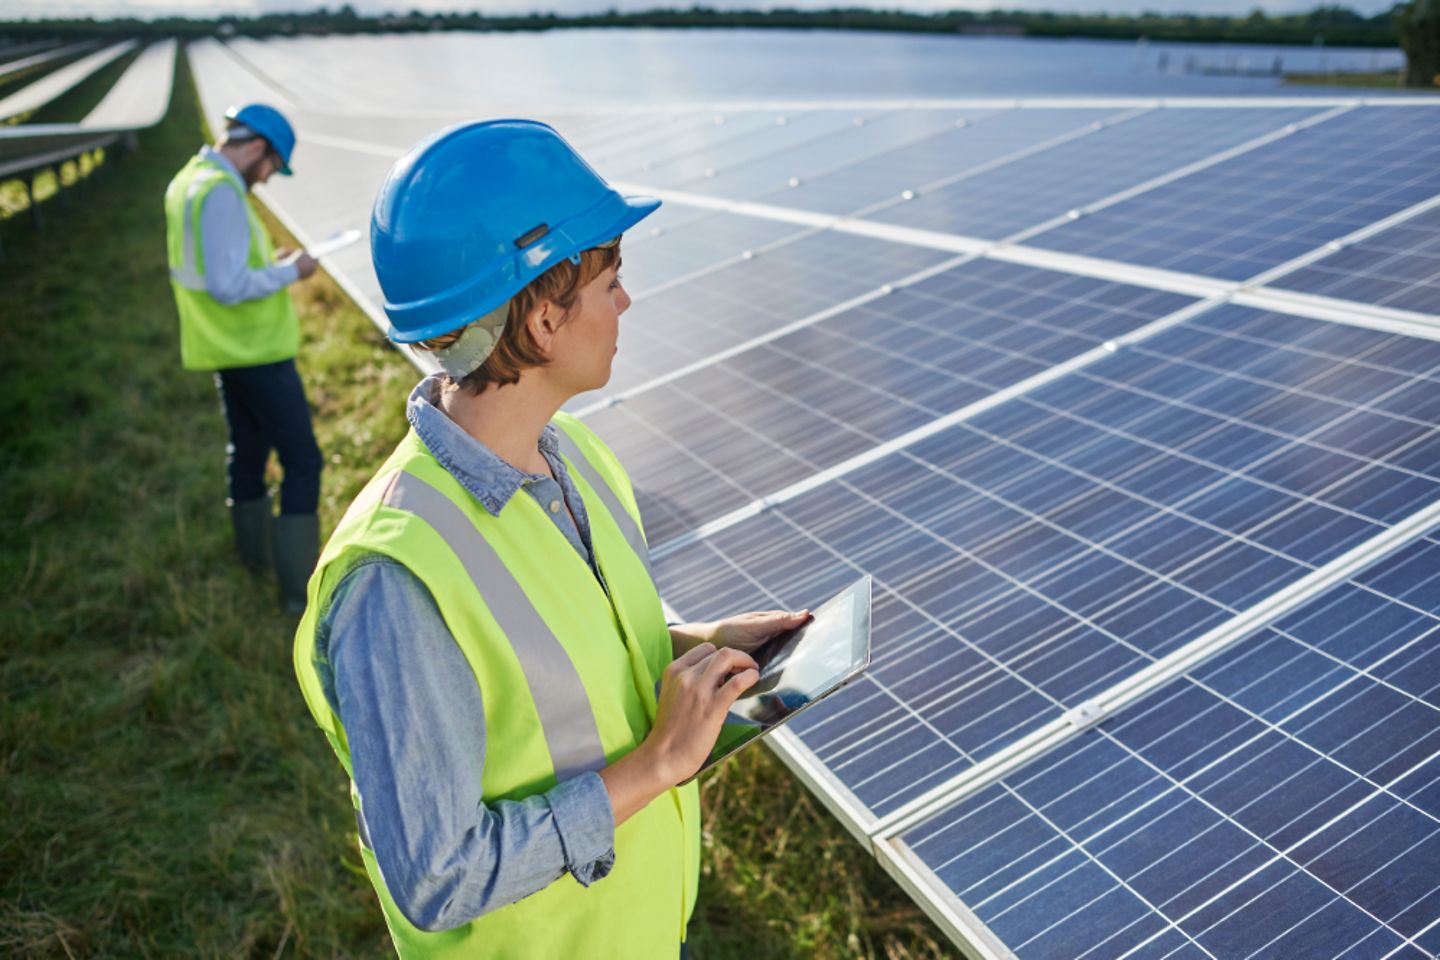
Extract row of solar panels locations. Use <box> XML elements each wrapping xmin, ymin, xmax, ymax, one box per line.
<box><xmin>0</xmin><ymin>38</ymin><xmax>176</xmax><ymax>181</ymax></box>
<box><xmin>186</xmin><ymin>37</ymin><xmax>1440</xmax><ymax>959</ymax></box>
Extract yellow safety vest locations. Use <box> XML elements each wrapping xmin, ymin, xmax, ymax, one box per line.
<box><xmin>164</xmin><ymin>153</ymin><xmax>299</xmax><ymax>371</ymax></box>
<box><xmin>294</xmin><ymin>413</ymin><xmax>700</xmax><ymax>958</ymax></box>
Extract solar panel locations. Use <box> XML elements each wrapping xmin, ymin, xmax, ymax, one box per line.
<box><xmin>588</xmin><ymin>260</ymin><xmax>1193</xmax><ymax>545</ymax></box>
<box><xmin>754</xmin><ymin>107</ymin><xmax>1125</xmax><ymax>216</ymax></box>
<box><xmin>890</xmin><ymin>526</ymin><xmax>1440</xmax><ymax>960</ymax></box>
<box><xmin>651</xmin><ymin>305</ymin><xmax>1440</xmax><ymax>823</ymax></box>
<box><xmin>1271</xmin><ymin>204</ymin><xmax>1440</xmax><ymax>317</ymax></box>
<box><xmin>182</xmin><ymin>39</ymin><xmax>1440</xmax><ymax>954</ymax></box>
<box><xmin>669</xmin><ymin>108</ymin><xmax>980</xmax><ymax>199</ymax></box>
<box><xmin>604</xmin><ymin>210</ymin><xmax>806</xmax><ymax>298</ymax></box>
<box><xmin>869</xmin><ymin>107</ymin><xmax>1326</xmax><ymax>241</ymax></box>
<box><xmin>1025</xmin><ymin>107</ymin><xmax>1440</xmax><ymax>281</ymax></box>
<box><xmin>598</xmin><ymin>226</ymin><xmax>955</xmax><ymax>397</ymax></box>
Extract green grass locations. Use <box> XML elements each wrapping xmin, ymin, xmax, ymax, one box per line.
<box><xmin>1283</xmin><ymin>69</ymin><xmax>1414</xmax><ymax>88</ymax></box>
<box><xmin>1</xmin><ymin>44</ymin><xmax>956</xmax><ymax>960</ymax></box>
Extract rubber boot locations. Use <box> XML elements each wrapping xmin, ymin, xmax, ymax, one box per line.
<box><xmin>230</xmin><ymin>498</ymin><xmax>272</xmax><ymax>574</ymax></box>
<box><xmin>273</xmin><ymin>513</ymin><xmax>319</xmax><ymax>615</ymax></box>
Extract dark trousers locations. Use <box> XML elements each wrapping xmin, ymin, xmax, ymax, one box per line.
<box><xmin>215</xmin><ymin>358</ymin><xmax>322</xmax><ymax>515</ymax></box>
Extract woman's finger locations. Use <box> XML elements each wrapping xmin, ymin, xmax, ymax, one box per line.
<box><xmin>720</xmin><ymin>668</ymin><xmax>759</xmax><ymax>700</ymax></box>
<box><xmin>701</xmin><ymin>647</ymin><xmax>758</xmax><ymax>686</ymax></box>
<box><xmin>674</xmin><ymin>641</ymin><xmax>716</xmax><ymax>670</ymax></box>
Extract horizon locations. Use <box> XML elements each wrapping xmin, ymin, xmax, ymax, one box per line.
<box><xmin>0</xmin><ymin>0</ymin><xmax>1402</xmax><ymax>24</ymax></box>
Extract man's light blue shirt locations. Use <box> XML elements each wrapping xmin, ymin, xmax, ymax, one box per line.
<box><xmin>312</xmin><ymin>374</ymin><xmax>617</xmax><ymax>933</ymax></box>
<box><xmin>197</xmin><ymin>145</ymin><xmax>298</xmax><ymax>305</ymax></box>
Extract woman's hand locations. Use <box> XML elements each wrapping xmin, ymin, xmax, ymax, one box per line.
<box><xmin>598</xmin><ymin>642</ymin><xmax>759</xmax><ymax>824</ymax></box>
<box><xmin>670</xmin><ymin>609</ymin><xmax>811</xmax><ymax>656</ymax></box>
<box><xmin>646</xmin><ymin>642</ymin><xmax>759</xmax><ymax>784</ymax></box>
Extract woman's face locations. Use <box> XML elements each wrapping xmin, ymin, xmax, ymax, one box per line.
<box><xmin>548</xmin><ymin>262</ymin><xmax>630</xmax><ymax>395</ymax></box>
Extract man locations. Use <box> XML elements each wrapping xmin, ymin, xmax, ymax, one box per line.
<box><xmin>164</xmin><ymin>102</ymin><xmax>322</xmax><ymax>613</ymax></box>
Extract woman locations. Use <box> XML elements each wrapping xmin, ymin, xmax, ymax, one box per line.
<box><xmin>293</xmin><ymin>119</ymin><xmax>810</xmax><ymax>958</ymax></box>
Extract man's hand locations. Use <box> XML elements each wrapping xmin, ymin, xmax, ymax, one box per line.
<box><xmin>280</xmin><ymin>249</ymin><xmax>319</xmax><ymax>280</ymax></box>
<box><xmin>670</xmin><ymin>609</ymin><xmax>811</xmax><ymax>656</ymax></box>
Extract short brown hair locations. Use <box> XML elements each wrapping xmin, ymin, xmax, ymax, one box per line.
<box><xmin>418</xmin><ymin>242</ymin><xmax>621</xmax><ymax>394</ymax></box>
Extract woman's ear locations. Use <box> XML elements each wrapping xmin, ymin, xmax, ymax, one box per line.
<box><xmin>524</xmin><ymin>300</ymin><xmax>561</xmax><ymax>358</ymax></box>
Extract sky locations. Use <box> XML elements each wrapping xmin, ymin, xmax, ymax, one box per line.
<box><xmin>0</xmin><ymin>0</ymin><xmax>1399</xmax><ymax>19</ymax></box>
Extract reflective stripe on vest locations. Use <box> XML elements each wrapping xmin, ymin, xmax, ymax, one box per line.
<box><xmin>169</xmin><ymin>170</ymin><xmax>230</xmax><ymax>290</ymax></box>
<box><xmin>381</xmin><ymin>468</ymin><xmax>609</xmax><ymax>782</ymax></box>
<box><xmin>553</xmin><ymin>430</ymin><xmax>655</xmax><ymax>582</ymax></box>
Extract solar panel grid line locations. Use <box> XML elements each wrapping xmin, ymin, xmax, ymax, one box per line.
<box><xmin>643</xmin><ymin>110</ymin><xmax>918</xmax><ymax>190</ymax></box>
<box><xmin>668</xmin><ymin>349</ymin><xmax>1388</xmax><ymax>817</ymax></box>
<box><xmin>1268</xmin><ymin>213</ymin><xmax>1440</xmax><ymax>320</ymax></box>
<box><xmin>1085</xmin><ymin>712</ymin><xmax>1440</xmax><ymax>956</ymax></box>
<box><xmin>574</xmin><ymin>251</ymin><xmax>978</xmax><ymax>417</ymax></box>
<box><xmin>876</xmin><ymin>838</ymin><xmax>1024</xmax><ymax>960</ymax></box>
<box><xmin>950</xmin><ymin>769</ymin><xmax>1222</xmax><ymax>958</ymax></box>
<box><xmin>1001</xmin><ymin>104</ymin><xmax>1357</xmax><ymax>248</ymax></box>
<box><xmin>887</xmin><ymin>529</ymin><xmax>1440</xmax><ymax>959</ymax></box>
<box><xmin>648</xmin><ymin>295</ymin><xmax>1225</xmax><ymax>563</ymax></box>
<box><xmin>615</xmin><ymin>165</ymin><xmax>1434</xmax><ymax>349</ymax></box>
<box><xmin>619</xmin><ymin>207</ymin><xmax>928</xmax><ymax>303</ymax></box>
<box><xmin>599</xmin><ymin>268</ymin><xmax>1197</xmax><ymax>544</ymax></box>
<box><xmin>1025</xmin><ymin>108</ymin><xmax>1440</xmax><ymax>286</ymax></box>
<box><xmin>765</xmin><ymin>727</ymin><xmax>879</xmax><ymax>846</ymax></box>
<box><xmin>572</xmin><ymin>112</ymin><xmax>736</xmax><ymax>169</ymax></box>
<box><xmin>981</xmin><ymin>739</ymin><xmax>1431</xmax><ymax>960</ymax></box>
<box><xmin>787</xmin><ymin>340</ymin><xmax>1432</xmax><ymax>790</ymax></box>
<box><xmin>1242</xmin><ymin>191</ymin><xmax>1440</xmax><ymax>293</ymax></box>
<box><xmin>931</xmin><ymin>612</ymin><xmax>1440</xmax><ymax>931</ymax></box>
<box><xmin>665</xmin><ymin>520</ymin><xmax>1023</xmax><ymax>804</ymax></box>
<box><xmin>872</xmin><ymin>497</ymin><xmax>1440</xmax><ymax>839</ymax></box>
<box><xmin>758</xmin><ymin>106</ymin><xmax>1152</xmax><ymax>222</ymax></box>
<box><xmin>274</xmin><ymin>111</ymin><xmax>1431</xmax><ymax>351</ymax></box>
<box><xmin>600</xmin><ymin>111</ymin><xmax>825</xmax><ymax>182</ymax></box>
<box><xmin>612</xmin><ymin>178</ymin><xmax>845</xmax><ymax>232</ymax></box>
<box><xmin>702</xmin><ymin>109</ymin><xmax>1004</xmax><ymax>201</ymax></box>
<box><xmin>624</xmin><ymin>104</ymin><xmax>1347</xmax><ymax>274</ymax></box>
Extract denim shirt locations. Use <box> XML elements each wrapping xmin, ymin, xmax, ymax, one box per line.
<box><xmin>312</xmin><ymin>374</ymin><xmax>617</xmax><ymax>933</ymax></box>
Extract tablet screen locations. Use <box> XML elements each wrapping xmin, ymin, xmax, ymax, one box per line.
<box><xmin>695</xmin><ymin>576</ymin><xmax>872</xmax><ymax>778</ymax></box>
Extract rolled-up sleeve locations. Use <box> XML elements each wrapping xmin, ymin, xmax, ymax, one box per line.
<box><xmin>321</xmin><ymin>558</ymin><xmax>617</xmax><ymax>933</ymax></box>
<box><xmin>198</xmin><ymin>184</ymin><xmax>299</xmax><ymax>305</ymax></box>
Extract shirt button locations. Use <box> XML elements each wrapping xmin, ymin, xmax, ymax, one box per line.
<box><xmin>549</xmin><ymin>499</ymin><xmax>561</xmax><ymax>513</ymax></box>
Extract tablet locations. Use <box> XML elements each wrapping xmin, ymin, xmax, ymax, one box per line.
<box><xmin>688</xmin><ymin>575</ymin><xmax>873</xmax><ymax>781</ymax></box>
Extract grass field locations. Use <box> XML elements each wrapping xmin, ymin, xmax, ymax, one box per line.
<box><xmin>0</xmin><ymin>45</ymin><xmax>956</xmax><ymax>959</ymax></box>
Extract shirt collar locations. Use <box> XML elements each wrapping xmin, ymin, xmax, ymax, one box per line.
<box><xmin>200</xmin><ymin>145</ymin><xmax>246</xmax><ymax>192</ymax></box>
<box><xmin>406</xmin><ymin>373</ymin><xmax>562</xmax><ymax>517</ymax></box>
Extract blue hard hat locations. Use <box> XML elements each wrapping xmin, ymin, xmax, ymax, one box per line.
<box><xmin>371</xmin><ymin>119</ymin><xmax>660</xmax><ymax>344</ymax></box>
<box><xmin>224</xmin><ymin>103</ymin><xmax>296</xmax><ymax>175</ymax></box>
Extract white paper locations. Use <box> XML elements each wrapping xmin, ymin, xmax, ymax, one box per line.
<box><xmin>307</xmin><ymin>228</ymin><xmax>362</xmax><ymax>259</ymax></box>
